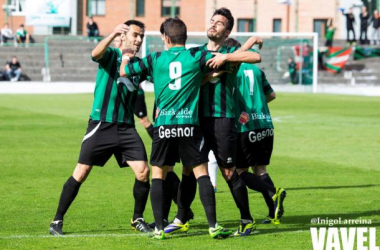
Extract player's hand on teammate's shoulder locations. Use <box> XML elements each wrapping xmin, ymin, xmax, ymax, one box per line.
<box><xmin>206</xmin><ymin>53</ymin><xmax>228</xmax><ymax>69</ymax></box>
<box><xmin>114</xmin><ymin>24</ymin><xmax>129</xmax><ymax>36</ymax></box>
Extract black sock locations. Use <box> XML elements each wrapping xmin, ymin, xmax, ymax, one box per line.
<box><xmin>150</xmin><ymin>179</ymin><xmax>165</xmax><ymax>230</ymax></box>
<box><xmin>198</xmin><ymin>176</ymin><xmax>217</xmax><ymax>228</ymax></box>
<box><xmin>176</xmin><ymin>173</ymin><xmax>197</xmax><ymax>222</ymax></box>
<box><xmin>146</xmin><ymin>124</ymin><xmax>153</xmax><ymax>139</ymax></box>
<box><xmin>261</xmin><ymin>173</ymin><xmax>275</xmax><ymax>218</ymax></box>
<box><xmin>227</xmin><ymin>171</ymin><xmax>253</xmax><ymax>221</ymax></box>
<box><xmin>240</xmin><ymin>171</ymin><xmax>276</xmax><ymax>197</ymax></box>
<box><xmin>163</xmin><ymin>172</ymin><xmax>180</xmax><ymax>220</ymax></box>
<box><xmin>54</xmin><ymin>176</ymin><xmax>82</xmax><ymax>221</ymax></box>
<box><xmin>169</xmin><ymin>171</ymin><xmax>181</xmax><ymax>204</ymax></box>
<box><xmin>133</xmin><ymin>179</ymin><xmax>150</xmax><ymax>221</ymax></box>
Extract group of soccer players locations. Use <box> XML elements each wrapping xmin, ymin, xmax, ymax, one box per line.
<box><xmin>49</xmin><ymin>7</ymin><xmax>286</xmax><ymax>240</ymax></box>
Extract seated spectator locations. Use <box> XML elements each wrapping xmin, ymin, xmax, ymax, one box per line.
<box><xmin>16</xmin><ymin>24</ymin><xmax>30</xmax><ymax>45</ymax></box>
<box><xmin>86</xmin><ymin>16</ymin><xmax>99</xmax><ymax>43</ymax></box>
<box><xmin>6</xmin><ymin>56</ymin><xmax>22</xmax><ymax>82</ymax></box>
<box><xmin>1</xmin><ymin>23</ymin><xmax>16</xmax><ymax>46</ymax></box>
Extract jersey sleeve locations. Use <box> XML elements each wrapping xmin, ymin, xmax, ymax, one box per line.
<box><xmin>124</xmin><ymin>53</ymin><xmax>154</xmax><ymax>77</ymax></box>
<box><xmin>198</xmin><ymin>51</ymin><xmax>215</xmax><ymax>73</ymax></box>
<box><xmin>91</xmin><ymin>47</ymin><xmax>113</xmax><ymax>66</ymax></box>
<box><xmin>260</xmin><ymin>70</ymin><xmax>273</xmax><ymax>95</ymax></box>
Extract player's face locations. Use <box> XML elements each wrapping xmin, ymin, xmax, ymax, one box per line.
<box><xmin>125</xmin><ymin>24</ymin><xmax>145</xmax><ymax>52</ymax></box>
<box><xmin>113</xmin><ymin>36</ymin><xmax>121</xmax><ymax>48</ymax></box>
<box><xmin>207</xmin><ymin>15</ymin><xmax>230</xmax><ymax>41</ymax></box>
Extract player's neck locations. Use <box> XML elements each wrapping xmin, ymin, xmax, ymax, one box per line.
<box><xmin>167</xmin><ymin>44</ymin><xmax>185</xmax><ymax>49</ymax></box>
<box><xmin>207</xmin><ymin>40</ymin><xmax>223</xmax><ymax>52</ymax></box>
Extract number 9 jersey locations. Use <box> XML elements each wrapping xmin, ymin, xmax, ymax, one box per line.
<box><xmin>124</xmin><ymin>46</ymin><xmax>213</xmax><ymax>127</ymax></box>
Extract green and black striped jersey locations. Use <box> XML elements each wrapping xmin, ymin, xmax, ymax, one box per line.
<box><xmin>197</xmin><ymin>44</ymin><xmax>239</xmax><ymax>118</ymax></box>
<box><xmin>90</xmin><ymin>47</ymin><xmax>146</xmax><ymax>125</ymax></box>
<box><xmin>234</xmin><ymin>63</ymin><xmax>274</xmax><ymax>132</ymax></box>
<box><xmin>124</xmin><ymin>46</ymin><xmax>213</xmax><ymax>127</ymax></box>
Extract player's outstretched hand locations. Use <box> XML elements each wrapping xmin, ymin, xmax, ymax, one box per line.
<box><xmin>206</xmin><ymin>53</ymin><xmax>228</xmax><ymax>69</ymax></box>
<box><xmin>114</xmin><ymin>24</ymin><xmax>129</xmax><ymax>36</ymax></box>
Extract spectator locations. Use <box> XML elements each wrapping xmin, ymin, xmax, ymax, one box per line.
<box><xmin>86</xmin><ymin>16</ymin><xmax>99</xmax><ymax>43</ymax></box>
<box><xmin>16</xmin><ymin>24</ymin><xmax>30</xmax><ymax>45</ymax></box>
<box><xmin>288</xmin><ymin>58</ymin><xmax>297</xmax><ymax>84</ymax></box>
<box><xmin>6</xmin><ymin>56</ymin><xmax>22</xmax><ymax>82</ymax></box>
<box><xmin>341</xmin><ymin>7</ymin><xmax>356</xmax><ymax>45</ymax></box>
<box><xmin>359</xmin><ymin>6</ymin><xmax>370</xmax><ymax>45</ymax></box>
<box><xmin>325</xmin><ymin>18</ymin><xmax>336</xmax><ymax>47</ymax></box>
<box><xmin>0</xmin><ymin>23</ymin><xmax>16</xmax><ymax>46</ymax></box>
<box><xmin>372</xmin><ymin>10</ymin><xmax>380</xmax><ymax>45</ymax></box>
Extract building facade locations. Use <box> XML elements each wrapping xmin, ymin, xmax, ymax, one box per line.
<box><xmin>1</xmin><ymin>0</ymin><xmax>379</xmax><ymax>39</ymax></box>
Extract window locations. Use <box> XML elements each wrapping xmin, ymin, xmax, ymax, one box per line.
<box><xmin>237</xmin><ymin>19</ymin><xmax>255</xmax><ymax>32</ymax></box>
<box><xmin>7</xmin><ymin>0</ymin><xmax>26</xmax><ymax>15</ymax></box>
<box><xmin>136</xmin><ymin>0</ymin><xmax>145</xmax><ymax>17</ymax></box>
<box><xmin>87</xmin><ymin>0</ymin><xmax>106</xmax><ymax>16</ymax></box>
<box><xmin>313</xmin><ymin>19</ymin><xmax>328</xmax><ymax>38</ymax></box>
<box><xmin>273</xmin><ymin>19</ymin><xmax>282</xmax><ymax>32</ymax></box>
<box><xmin>161</xmin><ymin>0</ymin><xmax>180</xmax><ymax>17</ymax></box>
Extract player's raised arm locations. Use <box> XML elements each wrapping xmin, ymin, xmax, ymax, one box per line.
<box><xmin>91</xmin><ymin>23</ymin><xmax>129</xmax><ymax>61</ymax></box>
<box><xmin>120</xmin><ymin>51</ymin><xmax>153</xmax><ymax>78</ymax></box>
<box><xmin>239</xmin><ymin>36</ymin><xmax>263</xmax><ymax>51</ymax></box>
<box><xmin>206</xmin><ymin>50</ymin><xmax>261</xmax><ymax>69</ymax></box>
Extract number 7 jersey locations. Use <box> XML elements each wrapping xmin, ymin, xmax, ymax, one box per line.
<box><xmin>124</xmin><ymin>46</ymin><xmax>213</xmax><ymax>127</ymax></box>
<box><xmin>234</xmin><ymin>63</ymin><xmax>274</xmax><ymax>132</ymax></box>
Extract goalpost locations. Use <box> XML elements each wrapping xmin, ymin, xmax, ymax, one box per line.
<box><xmin>141</xmin><ymin>31</ymin><xmax>319</xmax><ymax>93</ymax></box>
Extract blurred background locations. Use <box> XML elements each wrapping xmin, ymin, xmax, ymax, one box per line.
<box><xmin>0</xmin><ymin>0</ymin><xmax>380</xmax><ymax>95</ymax></box>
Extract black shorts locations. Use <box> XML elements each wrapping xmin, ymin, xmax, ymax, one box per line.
<box><xmin>150</xmin><ymin>125</ymin><xmax>207</xmax><ymax>168</ymax></box>
<box><xmin>236</xmin><ymin>128</ymin><xmax>274</xmax><ymax>168</ymax></box>
<box><xmin>78</xmin><ymin>119</ymin><xmax>147</xmax><ymax>167</ymax></box>
<box><xmin>133</xmin><ymin>94</ymin><xmax>148</xmax><ymax>118</ymax></box>
<box><xmin>200</xmin><ymin>117</ymin><xmax>237</xmax><ymax>168</ymax></box>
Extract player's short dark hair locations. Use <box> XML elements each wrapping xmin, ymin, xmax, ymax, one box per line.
<box><xmin>212</xmin><ymin>8</ymin><xmax>234</xmax><ymax>31</ymax></box>
<box><xmin>162</xmin><ymin>18</ymin><xmax>187</xmax><ymax>44</ymax></box>
<box><xmin>160</xmin><ymin>22</ymin><xmax>164</xmax><ymax>34</ymax></box>
<box><xmin>224</xmin><ymin>38</ymin><xmax>241</xmax><ymax>47</ymax></box>
<box><xmin>124</xmin><ymin>20</ymin><xmax>145</xmax><ymax>30</ymax></box>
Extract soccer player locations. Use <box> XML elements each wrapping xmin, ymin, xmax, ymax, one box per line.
<box><xmin>120</xmin><ymin>17</ymin><xmax>232</xmax><ymax>240</ymax></box>
<box><xmin>113</xmin><ymin>35</ymin><xmax>154</xmax><ymax>139</ymax></box>
<box><xmin>171</xmin><ymin>7</ymin><xmax>264</xmax><ymax>236</ymax></box>
<box><xmin>49</xmin><ymin>21</ymin><xmax>152</xmax><ymax>236</ymax></box>
<box><xmin>224</xmin><ymin>38</ymin><xmax>286</xmax><ymax>225</ymax></box>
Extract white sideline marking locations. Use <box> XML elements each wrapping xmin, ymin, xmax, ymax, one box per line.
<box><xmin>0</xmin><ymin>232</ymin><xmax>204</xmax><ymax>240</ymax></box>
<box><xmin>0</xmin><ymin>230</ymin><xmax>306</xmax><ymax>240</ymax></box>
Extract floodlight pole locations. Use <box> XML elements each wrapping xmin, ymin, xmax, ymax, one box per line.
<box><xmin>171</xmin><ymin>0</ymin><xmax>176</xmax><ymax>18</ymax></box>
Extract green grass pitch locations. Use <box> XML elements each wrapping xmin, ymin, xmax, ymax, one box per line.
<box><xmin>0</xmin><ymin>92</ymin><xmax>379</xmax><ymax>249</ymax></box>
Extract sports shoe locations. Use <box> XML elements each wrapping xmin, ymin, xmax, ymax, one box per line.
<box><xmin>148</xmin><ymin>219</ymin><xmax>169</xmax><ymax>229</ymax></box>
<box><xmin>49</xmin><ymin>220</ymin><xmax>63</xmax><ymax>236</ymax></box>
<box><xmin>164</xmin><ymin>221</ymin><xmax>190</xmax><ymax>234</ymax></box>
<box><xmin>131</xmin><ymin>218</ymin><xmax>153</xmax><ymax>233</ymax></box>
<box><xmin>151</xmin><ymin>229</ymin><xmax>165</xmax><ymax>240</ymax></box>
<box><xmin>273</xmin><ymin>188</ymin><xmax>287</xmax><ymax>221</ymax></box>
<box><xmin>233</xmin><ymin>220</ymin><xmax>256</xmax><ymax>236</ymax></box>
<box><xmin>209</xmin><ymin>225</ymin><xmax>232</xmax><ymax>239</ymax></box>
<box><xmin>261</xmin><ymin>216</ymin><xmax>280</xmax><ymax>225</ymax></box>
